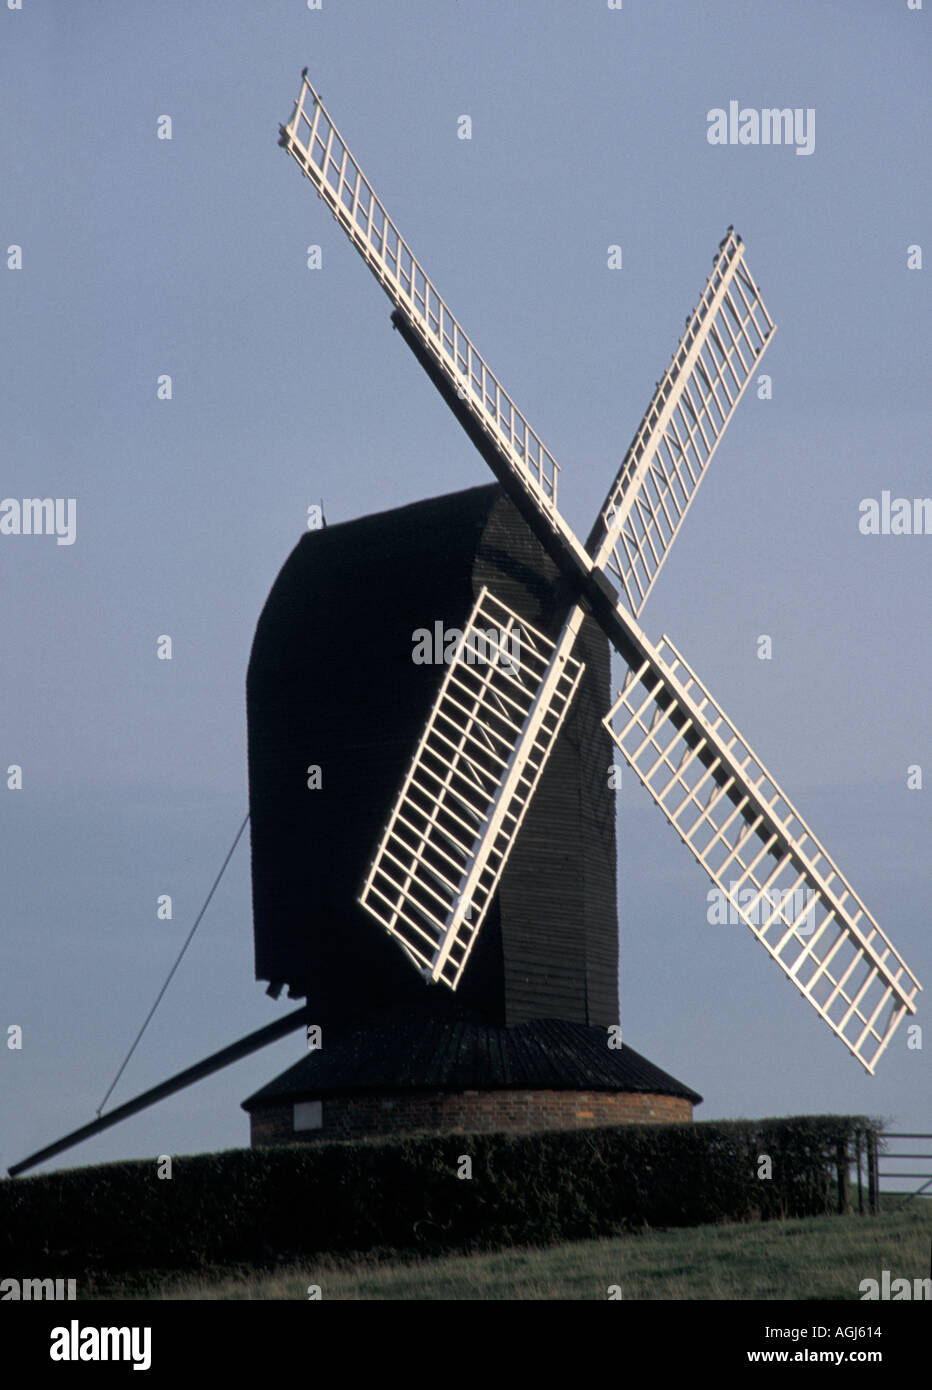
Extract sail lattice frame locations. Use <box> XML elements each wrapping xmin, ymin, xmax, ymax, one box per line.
<box><xmin>593</xmin><ymin>230</ymin><xmax>775</xmax><ymax>616</ymax></box>
<box><xmin>359</xmin><ymin>588</ymin><xmax>584</xmax><ymax>989</ymax></box>
<box><xmin>603</xmin><ymin>633</ymin><xmax>921</xmax><ymax>1072</ymax></box>
<box><xmin>280</xmin><ymin>76</ymin><xmax>568</xmax><ymax>533</ymax></box>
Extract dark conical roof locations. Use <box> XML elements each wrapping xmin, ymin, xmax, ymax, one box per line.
<box><xmin>242</xmin><ymin>1004</ymin><xmax>702</xmax><ymax>1108</ymax></box>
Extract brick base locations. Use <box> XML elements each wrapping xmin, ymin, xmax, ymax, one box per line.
<box><xmin>249</xmin><ymin>1088</ymin><xmax>693</xmax><ymax>1146</ymax></box>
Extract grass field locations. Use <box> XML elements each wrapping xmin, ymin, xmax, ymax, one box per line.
<box><xmin>101</xmin><ymin>1199</ymin><xmax>931</xmax><ymax>1301</ymax></box>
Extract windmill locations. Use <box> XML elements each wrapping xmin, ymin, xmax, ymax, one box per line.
<box><xmin>8</xmin><ymin>70</ymin><xmax>920</xmax><ymax>1178</ymax></box>
<box><xmin>276</xmin><ymin>72</ymin><xmax>920</xmax><ymax>1075</ymax></box>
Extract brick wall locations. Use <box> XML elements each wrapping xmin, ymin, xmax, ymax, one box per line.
<box><xmin>249</xmin><ymin>1088</ymin><xmax>693</xmax><ymax>1146</ymax></box>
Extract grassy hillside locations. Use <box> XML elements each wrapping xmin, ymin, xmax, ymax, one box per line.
<box><xmin>102</xmin><ymin>1199</ymin><xmax>930</xmax><ymax>1301</ymax></box>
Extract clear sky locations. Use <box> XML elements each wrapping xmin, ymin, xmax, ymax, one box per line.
<box><xmin>2</xmin><ymin>1</ymin><xmax>929</xmax><ymax>1181</ymax></box>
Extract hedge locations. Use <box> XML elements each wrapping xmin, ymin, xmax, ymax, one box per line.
<box><xmin>0</xmin><ymin>1114</ymin><xmax>880</xmax><ymax>1278</ymax></box>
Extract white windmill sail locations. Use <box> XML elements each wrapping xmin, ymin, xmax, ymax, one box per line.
<box><xmin>283</xmin><ymin>70</ymin><xmax>920</xmax><ymax>1071</ymax></box>
<box><xmin>591</xmin><ymin>230</ymin><xmax>775</xmax><ymax>616</ymax></box>
<box><xmin>602</xmin><ymin>622</ymin><xmax>921</xmax><ymax>1073</ymax></box>
<box><xmin>359</xmin><ymin>589</ymin><xmax>584</xmax><ymax>988</ymax></box>
<box><xmin>280</xmin><ymin>75</ymin><xmax>585</xmax><ymax>567</ymax></box>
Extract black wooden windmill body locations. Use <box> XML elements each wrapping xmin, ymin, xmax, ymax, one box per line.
<box><xmin>248</xmin><ymin>484</ymin><xmax>619</xmax><ymax>1033</ymax></box>
<box><xmin>8</xmin><ymin>73</ymin><xmax>920</xmax><ymax>1177</ymax></box>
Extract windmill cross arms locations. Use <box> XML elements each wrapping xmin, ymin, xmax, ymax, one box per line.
<box><xmin>279</xmin><ymin>74</ymin><xmax>587</xmax><ymax>561</ymax></box>
<box><xmin>601</xmin><ymin>605</ymin><xmax>921</xmax><ymax>1074</ymax></box>
<box><xmin>587</xmin><ymin>232</ymin><xmax>776</xmax><ymax>616</ymax></box>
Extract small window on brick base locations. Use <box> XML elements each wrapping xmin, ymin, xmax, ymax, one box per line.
<box><xmin>293</xmin><ymin>1100</ymin><xmax>323</xmax><ymax>1132</ymax></box>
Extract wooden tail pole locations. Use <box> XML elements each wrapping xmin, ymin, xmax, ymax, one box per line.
<box><xmin>7</xmin><ymin>1005</ymin><xmax>311</xmax><ymax>1178</ymax></box>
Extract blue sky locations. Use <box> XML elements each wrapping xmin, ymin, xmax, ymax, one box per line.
<box><xmin>2</xmin><ymin>1</ymin><xmax>929</xmax><ymax>1179</ymax></box>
